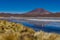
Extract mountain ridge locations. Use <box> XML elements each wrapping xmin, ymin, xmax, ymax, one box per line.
<box><xmin>0</xmin><ymin>8</ymin><xmax>60</xmax><ymax>17</ymax></box>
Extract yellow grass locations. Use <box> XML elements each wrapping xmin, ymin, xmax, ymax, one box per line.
<box><xmin>0</xmin><ymin>20</ymin><xmax>60</xmax><ymax>40</ymax></box>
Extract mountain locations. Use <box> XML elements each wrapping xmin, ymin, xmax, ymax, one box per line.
<box><xmin>0</xmin><ymin>8</ymin><xmax>60</xmax><ymax>17</ymax></box>
<box><xmin>25</xmin><ymin>8</ymin><xmax>51</xmax><ymax>15</ymax></box>
<box><xmin>22</xmin><ymin>8</ymin><xmax>52</xmax><ymax>17</ymax></box>
<box><xmin>0</xmin><ymin>13</ymin><xmax>23</xmax><ymax>17</ymax></box>
<box><xmin>22</xmin><ymin>8</ymin><xmax>60</xmax><ymax>17</ymax></box>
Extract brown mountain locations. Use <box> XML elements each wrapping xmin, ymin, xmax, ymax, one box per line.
<box><xmin>22</xmin><ymin>8</ymin><xmax>60</xmax><ymax>17</ymax></box>
<box><xmin>25</xmin><ymin>8</ymin><xmax>51</xmax><ymax>15</ymax></box>
<box><xmin>0</xmin><ymin>13</ymin><xmax>23</xmax><ymax>17</ymax></box>
<box><xmin>22</xmin><ymin>8</ymin><xmax>52</xmax><ymax>17</ymax></box>
<box><xmin>0</xmin><ymin>8</ymin><xmax>60</xmax><ymax>17</ymax></box>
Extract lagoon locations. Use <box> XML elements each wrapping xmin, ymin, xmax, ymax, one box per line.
<box><xmin>0</xmin><ymin>18</ymin><xmax>60</xmax><ymax>33</ymax></box>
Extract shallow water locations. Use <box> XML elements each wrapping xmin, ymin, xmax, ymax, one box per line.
<box><xmin>0</xmin><ymin>19</ymin><xmax>60</xmax><ymax>33</ymax></box>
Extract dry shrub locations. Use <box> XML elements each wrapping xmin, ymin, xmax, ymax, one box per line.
<box><xmin>34</xmin><ymin>31</ymin><xmax>60</xmax><ymax>40</ymax></box>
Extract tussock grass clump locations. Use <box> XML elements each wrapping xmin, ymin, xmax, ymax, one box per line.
<box><xmin>34</xmin><ymin>31</ymin><xmax>60</xmax><ymax>40</ymax></box>
<box><xmin>0</xmin><ymin>20</ymin><xmax>60</xmax><ymax>40</ymax></box>
<box><xmin>0</xmin><ymin>20</ymin><xmax>35</xmax><ymax>40</ymax></box>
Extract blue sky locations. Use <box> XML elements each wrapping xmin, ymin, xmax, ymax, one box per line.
<box><xmin>0</xmin><ymin>0</ymin><xmax>60</xmax><ymax>14</ymax></box>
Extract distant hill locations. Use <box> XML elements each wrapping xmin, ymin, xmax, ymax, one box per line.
<box><xmin>0</xmin><ymin>8</ymin><xmax>60</xmax><ymax>17</ymax></box>
<box><xmin>0</xmin><ymin>13</ymin><xmax>23</xmax><ymax>17</ymax></box>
